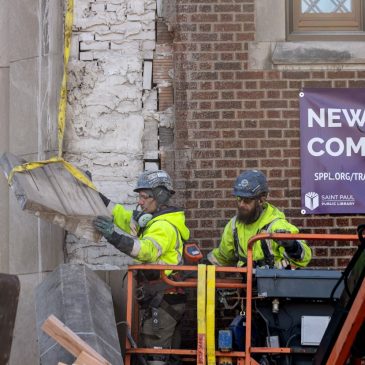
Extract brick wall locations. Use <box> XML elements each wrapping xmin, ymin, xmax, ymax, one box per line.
<box><xmin>171</xmin><ymin>0</ymin><xmax>364</xmax><ymax>270</ymax></box>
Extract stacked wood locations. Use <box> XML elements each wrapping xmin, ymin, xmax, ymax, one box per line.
<box><xmin>0</xmin><ymin>152</ymin><xmax>110</xmax><ymax>242</ymax></box>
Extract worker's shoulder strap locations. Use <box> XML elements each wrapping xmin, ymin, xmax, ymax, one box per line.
<box><xmin>258</xmin><ymin>218</ymin><xmax>282</xmax><ymax>268</ymax></box>
<box><xmin>231</xmin><ymin>216</ymin><xmax>246</xmax><ymax>265</ymax></box>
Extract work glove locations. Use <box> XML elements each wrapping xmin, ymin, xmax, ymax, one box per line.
<box><xmin>93</xmin><ymin>215</ymin><xmax>134</xmax><ymax>255</ymax></box>
<box><xmin>93</xmin><ymin>215</ymin><xmax>114</xmax><ymax>239</ymax></box>
<box><xmin>274</xmin><ymin>229</ymin><xmax>302</xmax><ymax>259</ymax></box>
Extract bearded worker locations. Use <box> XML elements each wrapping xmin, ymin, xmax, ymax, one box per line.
<box><xmin>206</xmin><ymin>170</ymin><xmax>312</xmax><ymax>269</ymax></box>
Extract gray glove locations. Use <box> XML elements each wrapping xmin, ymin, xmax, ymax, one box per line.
<box><xmin>93</xmin><ymin>215</ymin><xmax>134</xmax><ymax>255</ymax></box>
<box><xmin>93</xmin><ymin>215</ymin><xmax>114</xmax><ymax>239</ymax></box>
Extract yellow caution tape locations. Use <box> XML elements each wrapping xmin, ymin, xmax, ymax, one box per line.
<box><xmin>197</xmin><ymin>264</ymin><xmax>207</xmax><ymax>365</ymax></box>
<box><xmin>8</xmin><ymin>157</ymin><xmax>96</xmax><ymax>190</ymax></box>
<box><xmin>206</xmin><ymin>265</ymin><xmax>216</xmax><ymax>365</ymax></box>
<box><xmin>7</xmin><ymin>0</ymin><xmax>94</xmax><ymax>191</ymax></box>
<box><xmin>58</xmin><ymin>0</ymin><xmax>74</xmax><ymax>157</ymax></box>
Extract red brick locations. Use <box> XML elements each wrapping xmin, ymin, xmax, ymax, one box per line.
<box><xmin>214</xmin><ymin>4</ymin><xmax>242</xmax><ymax>12</ymax></box>
<box><xmin>327</xmin><ymin>71</ymin><xmax>355</xmax><ymax>79</ymax></box>
<box><xmin>191</xmin><ymin>14</ymin><xmax>218</xmax><ymax>22</ymax></box>
<box><xmin>191</xmin><ymin>33</ymin><xmax>218</xmax><ymax>42</ymax></box>
<box><xmin>215</xmin><ymin>62</ymin><xmax>242</xmax><ymax>70</ymax></box>
<box><xmin>214</xmin><ymin>23</ymin><xmax>242</xmax><ymax>32</ymax></box>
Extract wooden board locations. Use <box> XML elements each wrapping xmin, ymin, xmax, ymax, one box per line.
<box><xmin>42</xmin><ymin>315</ymin><xmax>111</xmax><ymax>365</ymax></box>
<box><xmin>0</xmin><ymin>153</ymin><xmax>110</xmax><ymax>242</ymax></box>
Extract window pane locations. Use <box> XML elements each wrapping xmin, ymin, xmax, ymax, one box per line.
<box><xmin>301</xmin><ymin>0</ymin><xmax>353</xmax><ymax>13</ymax></box>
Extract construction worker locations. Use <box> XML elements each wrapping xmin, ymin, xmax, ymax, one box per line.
<box><xmin>93</xmin><ymin>170</ymin><xmax>190</xmax><ymax>365</ymax></box>
<box><xmin>206</xmin><ymin>169</ymin><xmax>312</xmax><ymax>269</ymax></box>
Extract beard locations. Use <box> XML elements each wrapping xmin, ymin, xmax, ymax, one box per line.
<box><xmin>237</xmin><ymin>201</ymin><xmax>262</xmax><ymax>224</ymax></box>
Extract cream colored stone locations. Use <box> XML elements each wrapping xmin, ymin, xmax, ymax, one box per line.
<box><xmin>0</xmin><ymin>0</ymin><xmax>9</xmax><ymax>66</ymax></box>
<box><xmin>9</xmin><ymin>0</ymin><xmax>39</xmax><ymax>62</ymax></box>
<box><xmin>9</xmin><ymin>193</ymin><xmax>39</xmax><ymax>274</ymax></box>
<box><xmin>9</xmin><ymin>58</ymin><xmax>39</xmax><ymax>156</ymax></box>
<box><xmin>0</xmin><ymin>68</ymin><xmax>9</xmax><ymax>273</ymax></box>
<box><xmin>9</xmin><ymin>273</ymin><xmax>43</xmax><ymax>365</ymax></box>
<box><xmin>255</xmin><ymin>0</ymin><xmax>285</xmax><ymax>42</ymax></box>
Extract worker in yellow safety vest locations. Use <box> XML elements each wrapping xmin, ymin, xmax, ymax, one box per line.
<box><xmin>94</xmin><ymin>170</ymin><xmax>190</xmax><ymax>365</ymax></box>
<box><xmin>207</xmin><ymin>170</ymin><xmax>312</xmax><ymax>269</ymax></box>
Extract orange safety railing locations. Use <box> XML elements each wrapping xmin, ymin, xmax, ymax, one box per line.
<box><xmin>123</xmin><ymin>233</ymin><xmax>358</xmax><ymax>365</ymax></box>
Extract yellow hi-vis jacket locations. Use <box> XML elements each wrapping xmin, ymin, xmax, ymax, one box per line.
<box><xmin>112</xmin><ymin>204</ymin><xmax>190</xmax><ymax>266</ymax></box>
<box><xmin>207</xmin><ymin>203</ymin><xmax>312</xmax><ymax>268</ymax></box>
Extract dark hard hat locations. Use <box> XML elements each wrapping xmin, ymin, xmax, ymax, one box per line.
<box><xmin>134</xmin><ymin>170</ymin><xmax>175</xmax><ymax>194</ymax></box>
<box><xmin>233</xmin><ymin>170</ymin><xmax>268</xmax><ymax>198</ymax></box>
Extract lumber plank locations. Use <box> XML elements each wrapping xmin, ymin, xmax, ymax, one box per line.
<box><xmin>42</xmin><ymin>315</ymin><xmax>111</xmax><ymax>365</ymax></box>
<box><xmin>74</xmin><ymin>351</ymin><xmax>105</xmax><ymax>365</ymax></box>
<box><xmin>0</xmin><ymin>152</ymin><xmax>110</xmax><ymax>241</ymax></box>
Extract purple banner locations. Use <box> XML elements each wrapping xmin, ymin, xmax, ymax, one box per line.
<box><xmin>300</xmin><ymin>88</ymin><xmax>365</xmax><ymax>214</ymax></box>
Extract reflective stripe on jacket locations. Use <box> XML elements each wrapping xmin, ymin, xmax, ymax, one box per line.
<box><xmin>208</xmin><ymin>203</ymin><xmax>312</xmax><ymax>268</ymax></box>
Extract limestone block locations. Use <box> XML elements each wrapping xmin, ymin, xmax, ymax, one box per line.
<box><xmin>80</xmin><ymin>51</ymin><xmax>94</xmax><ymax>61</ymax></box>
<box><xmin>256</xmin><ymin>0</ymin><xmax>286</xmax><ymax>42</ymax></box>
<box><xmin>142</xmin><ymin>40</ymin><xmax>155</xmax><ymax>50</ymax></box>
<box><xmin>35</xmin><ymin>264</ymin><xmax>123</xmax><ymax>365</ymax></box>
<box><xmin>128</xmin><ymin>30</ymin><xmax>155</xmax><ymax>41</ymax></box>
<box><xmin>143</xmin><ymin>119</ymin><xmax>158</xmax><ymax>159</ymax></box>
<box><xmin>9</xmin><ymin>58</ymin><xmax>39</xmax><ymax>155</ymax></box>
<box><xmin>0</xmin><ymin>68</ymin><xmax>9</xmax><ymax>272</ymax></box>
<box><xmin>143</xmin><ymin>89</ymin><xmax>158</xmax><ymax>110</ymax></box>
<box><xmin>109</xmin><ymin>22</ymin><xmax>142</xmax><ymax>35</ymax></box>
<box><xmin>127</xmin><ymin>0</ymin><xmax>144</xmax><ymax>15</ymax></box>
<box><xmin>9</xmin><ymin>193</ymin><xmax>39</xmax><ymax>275</ymax></box>
<box><xmin>9</xmin><ymin>0</ymin><xmax>40</xmax><ymax>62</ymax></box>
<box><xmin>40</xmin><ymin>54</ymin><xmax>63</xmax><ymax>155</ymax></box>
<box><xmin>91</xmin><ymin>3</ymin><xmax>106</xmax><ymax>12</ymax></box>
<box><xmin>110</xmin><ymin>40</ymin><xmax>140</xmax><ymax>52</ymax></box>
<box><xmin>0</xmin><ymin>181</ymin><xmax>9</xmax><ymax>273</ymax></box>
<box><xmin>79</xmin><ymin>32</ymin><xmax>95</xmax><ymax>42</ymax></box>
<box><xmin>9</xmin><ymin>273</ymin><xmax>44</xmax><ymax>365</ymax></box>
<box><xmin>0</xmin><ymin>0</ymin><xmax>9</xmax><ymax>66</ymax></box>
<box><xmin>143</xmin><ymin>61</ymin><xmax>153</xmax><ymax>90</ymax></box>
<box><xmin>39</xmin><ymin>219</ymin><xmax>65</xmax><ymax>272</ymax></box>
<box><xmin>66</xmin><ymin>235</ymin><xmax>133</xmax><ymax>270</ymax></box>
<box><xmin>106</xmin><ymin>4</ymin><xmax>120</xmax><ymax>12</ymax></box>
<box><xmin>65</xmin><ymin>112</ymin><xmax>144</xmax><ymax>154</ymax></box>
<box><xmin>41</xmin><ymin>0</ymin><xmax>64</xmax><ymax>57</ymax></box>
<box><xmin>248</xmin><ymin>42</ymin><xmax>273</xmax><ymax>70</ymax></box>
<box><xmin>80</xmin><ymin>41</ymin><xmax>110</xmax><ymax>51</ymax></box>
<box><xmin>0</xmin><ymin>152</ymin><xmax>110</xmax><ymax>243</ymax></box>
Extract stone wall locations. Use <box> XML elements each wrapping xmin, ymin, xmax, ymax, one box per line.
<box><xmin>0</xmin><ymin>0</ymin><xmax>65</xmax><ymax>363</ymax></box>
<box><xmin>64</xmin><ymin>0</ymin><xmax>162</xmax><ymax>269</ymax></box>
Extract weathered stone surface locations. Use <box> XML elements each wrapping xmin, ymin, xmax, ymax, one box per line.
<box><xmin>35</xmin><ymin>264</ymin><xmax>123</xmax><ymax>365</ymax></box>
<box><xmin>0</xmin><ymin>152</ymin><xmax>110</xmax><ymax>242</ymax></box>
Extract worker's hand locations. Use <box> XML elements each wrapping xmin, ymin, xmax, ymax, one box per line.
<box><xmin>93</xmin><ymin>215</ymin><xmax>114</xmax><ymax>239</ymax></box>
<box><xmin>273</xmin><ymin>229</ymin><xmax>296</xmax><ymax>250</ymax></box>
